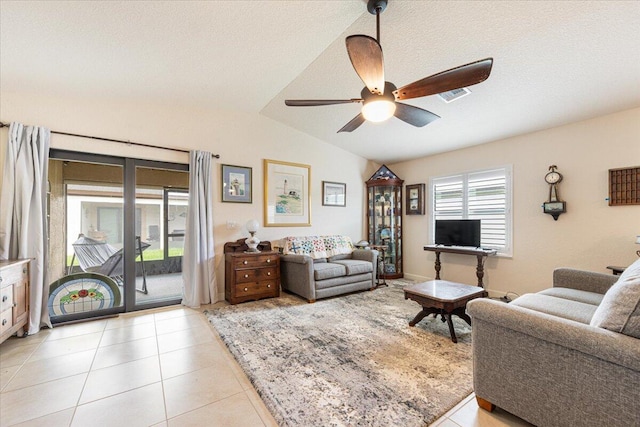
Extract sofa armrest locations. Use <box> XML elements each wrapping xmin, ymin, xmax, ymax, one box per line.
<box><xmin>279</xmin><ymin>254</ymin><xmax>316</xmax><ymax>301</ymax></box>
<box><xmin>467</xmin><ymin>298</ymin><xmax>640</xmax><ymax>371</ymax></box>
<box><xmin>552</xmin><ymin>268</ymin><xmax>617</xmax><ymax>294</ymax></box>
<box><xmin>351</xmin><ymin>249</ymin><xmax>378</xmax><ymax>263</ymax></box>
<box><xmin>280</xmin><ymin>254</ymin><xmax>313</xmax><ymax>265</ymax></box>
<box><xmin>352</xmin><ymin>249</ymin><xmax>378</xmax><ymax>283</ymax></box>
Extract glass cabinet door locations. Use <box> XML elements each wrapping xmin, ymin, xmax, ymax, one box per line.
<box><xmin>366</xmin><ymin>166</ymin><xmax>403</xmax><ymax>279</ymax></box>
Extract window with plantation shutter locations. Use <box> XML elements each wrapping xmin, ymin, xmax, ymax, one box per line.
<box><xmin>430</xmin><ymin>166</ymin><xmax>512</xmax><ymax>255</ymax></box>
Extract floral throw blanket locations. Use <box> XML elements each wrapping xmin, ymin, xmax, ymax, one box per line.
<box><xmin>282</xmin><ymin>235</ymin><xmax>354</xmax><ymax>259</ymax></box>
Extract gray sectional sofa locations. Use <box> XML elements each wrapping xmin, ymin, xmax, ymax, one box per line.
<box><xmin>467</xmin><ymin>261</ymin><xmax>640</xmax><ymax>427</ymax></box>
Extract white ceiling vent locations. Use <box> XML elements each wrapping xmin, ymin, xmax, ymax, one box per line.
<box><xmin>438</xmin><ymin>87</ymin><xmax>471</xmax><ymax>103</ymax></box>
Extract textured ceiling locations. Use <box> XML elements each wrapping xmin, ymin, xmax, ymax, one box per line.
<box><xmin>2</xmin><ymin>1</ymin><xmax>639</xmax><ymax>163</ymax></box>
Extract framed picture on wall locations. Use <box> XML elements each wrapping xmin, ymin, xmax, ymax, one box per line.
<box><xmin>221</xmin><ymin>164</ymin><xmax>252</xmax><ymax>203</ymax></box>
<box><xmin>322</xmin><ymin>181</ymin><xmax>346</xmax><ymax>207</ymax></box>
<box><xmin>406</xmin><ymin>183</ymin><xmax>425</xmax><ymax>215</ymax></box>
<box><xmin>264</xmin><ymin>159</ymin><xmax>311</xmax><ymax>226</ymax></box>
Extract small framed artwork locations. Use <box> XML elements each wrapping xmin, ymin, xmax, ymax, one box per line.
<box><xmin>264</xmin><ymin>159</ymin><xmax>311</xmax><ymax>226</ymax></box>
<box><xmin>322</xmin><ymin>181</ymin><xmax>346</xmax><ymax>207</ymax></box>
<box><xmin>406</xmin><ymin>183</ymin><xmax>425</xmax><ymax>215</ymax></box>
<box><xmin>221</xmin><ymin>164</ymin><xmax>252</xmax><ymax>203</ymax></box>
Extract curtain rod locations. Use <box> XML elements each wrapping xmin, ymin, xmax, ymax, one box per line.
<box><xmin>0</xmin><ymin>121</ymin><xmax>220</xmax><ymax>159</ymax></box>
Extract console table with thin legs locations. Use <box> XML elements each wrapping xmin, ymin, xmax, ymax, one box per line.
<box><xmin>423</xmin><ymin>245</ymin><xmax>497</xmax><ymax>288</ymax></box>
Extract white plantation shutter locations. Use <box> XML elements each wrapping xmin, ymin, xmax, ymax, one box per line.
<box><xmin>433</xmin><ymin>175</ymin><xmax>464</xmax><ymax>220</ymax></box>
<box><xmin>431</xmin><ymin>167</ymin><xmax>511</xmax><ymax>255</ymax></box>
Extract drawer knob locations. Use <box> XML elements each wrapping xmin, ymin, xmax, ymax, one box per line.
<box><xmin>244</xmin><ymin>274</ymin><xmax>249</xmax><ymax>278</ymax></box>
<box><xmin>266</xmin><ymin>259</ymin><xmax>271</xmax><ymax>263</ymax></box>
<box><xmin>244</xmin><ymin>287</ymin><xmax>248</xmax><ymax>292</ymax></box>
<box><xmin>267</xmin><ymin>272</ymin><xmax>271</xmax><ymax>276</ymax></box>
<box><xmin>243</xmin><ymin>260</ymin><xmax>248</xmax><ymax>265</ymax></box>
<box><xmin>267</xmin><ymin>284</ymin><xmax>271</xmax><ymax>288</ymax></box>
<box><xmin>1</xmin><ymin>295</ymin><xmax>7</xmax><ymax>302</ymax></box>
<box><xmin>1</xmin><ymin>319</ymin><xmax>6</xmax><ymax>326</ymax></box>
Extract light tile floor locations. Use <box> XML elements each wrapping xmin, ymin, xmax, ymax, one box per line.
<box><xmin>0</xmin><ymin>304</ymin><xmax>532</xmax><ymax>427</ymax></box>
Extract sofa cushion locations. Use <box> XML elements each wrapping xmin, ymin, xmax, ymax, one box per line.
<box><xmin>332</xmin><ymin>260</ymin><xmax>373</xmax><ymax>276</ymax></box>
<box><xmin>314</xmin><ymin>273</ymin><xmax>373</xmax><ymax>290</ymax></box>
<box><xmin>590</xmin><ymin>258</ymin><xmax>640</xmax><ymax>338</ymax></box>
<box><xmin>314</xmin><ymin>262</ymin><xmax>346</xmax><ymax>281</ymax></box>
<box><xmin>538</xmin><ymin>287</ymin><xmax>604</xmax><ymax>306</ymax></box>
<box><xmin>511</xmin><ymin>293</ymin><xmax>597</xmax><ymax>324</ymax></box>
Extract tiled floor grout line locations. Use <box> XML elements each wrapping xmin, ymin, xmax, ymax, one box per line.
<box><xmin>69</xmin><ymin>320</ymin><xmax>108</xmax><ymax>427</ymax></box>
<box><xmin>153</xmin><ymin>314</ymin><xmax>171</xmax><ymax>424</ymax></box>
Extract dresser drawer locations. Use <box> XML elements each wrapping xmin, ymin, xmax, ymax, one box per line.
<box><xmin>0</xmin><ymin>309</ymin><xmax>13</xmax><ymax>335</ymax></box>
<box><xmin>0</xmin><ymin>285</ymin><xmax>14</xmax><ymax>312</ymax></box>
<box><xmin>235</xmin><ymin>266</ymin><xmax>278</xmax><ymax>284</ymax></box>
<box><xmin>233</xmin><ymin>254</ymin><xmax>278</xmax><ymax>269</ymax></box>
<box><xmin>0</xmin><ymin>263</ymin><xmax>28</xmax><ymax>287</ymax></box>
<box><xmin>233</xmin><ymin>280</ymin><xmax>278</xmax><ymax>298</ymax></box>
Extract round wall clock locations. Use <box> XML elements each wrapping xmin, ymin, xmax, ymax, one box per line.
<box><xmin>544</xmin><ymin>169</ymin><xmax>563</xmax><ymax>185</ymax></box>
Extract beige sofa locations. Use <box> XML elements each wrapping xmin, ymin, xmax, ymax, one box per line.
<box><xmin>467</xmin><ymin>260</ymin><xmax>640</xmax><ymax>427</ymax></box>
<box><xmin>278</xmin><ymin>235</ymin><xmax>378</xmax><ymax>302</ymax></box>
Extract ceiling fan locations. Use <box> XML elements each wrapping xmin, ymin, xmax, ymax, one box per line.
<box><xmin>285</xmin><ymin>0</ymin><xmax>493</xmax><ymax>133</ymax></box>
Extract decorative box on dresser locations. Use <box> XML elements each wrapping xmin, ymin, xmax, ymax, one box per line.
<box><xmin>224</xmin><ymin>239</ymin><xmax>280</xmax><ymax>305</ymax></box>
<box><xmin>0</xmin><ymin>259</ymin><xmax>30</xmax><ymax>344</ymax></box>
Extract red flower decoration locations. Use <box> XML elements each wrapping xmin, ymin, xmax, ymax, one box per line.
<box><xmin>78</xmin><ymin>289</ymin><xmax>89</xmax><ymax>298</ymax></box>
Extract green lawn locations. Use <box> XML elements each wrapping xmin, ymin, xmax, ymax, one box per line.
<box><xmin>66</xmin><ymin>248</ymin><xmax>183</xmax><ymax>266</ymax></box>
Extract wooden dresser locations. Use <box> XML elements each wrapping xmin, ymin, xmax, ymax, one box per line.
<box><xmin>0</xmin><ymin>259</ymin><xmax>30</xmax><ymax>344</ymax></box>
<box><xmin>224</xmin><ymin>239</ymin><xmax>280</xmax><ymax>305</ymax></box>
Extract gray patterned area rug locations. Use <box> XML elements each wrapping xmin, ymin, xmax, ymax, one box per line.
<box><xmin>205</xmin><ymin>280</ymin><xmax>473</xmax><ymax>427</ymax></box>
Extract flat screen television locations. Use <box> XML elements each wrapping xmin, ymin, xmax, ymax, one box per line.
<box><xmin>435</xmin><ymin>219</ymin><xmax>481</xmax><ymax>247</ymax></box>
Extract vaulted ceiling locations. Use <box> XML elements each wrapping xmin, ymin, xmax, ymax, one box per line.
<box><xmin>1</xmin><ymin>1</ymin><xmax>639</xmax><ymax>163</ymax></box>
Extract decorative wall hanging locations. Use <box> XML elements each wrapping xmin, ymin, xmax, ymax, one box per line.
<box><xmin>322</xmin><ymin>181</ymin><xmax>346</xmax><ymax>207</ymax></box>
<box><xmin>406</xmin><ymin>183</ymin><xmax>425</xmax><ymax>215</ymax></box>
<box><xmin>221</xmin><ymin>164</ymin><xmax>252</xmax><ymax>203</ymax></box>
<box><xmin>264</xmin><ymin>159</ymin><xmax>311</xmax><ymax>226</ymax></box>
<box><xmin>542</xmin><ymin>164</ymin><xmax>566</xmax><ymax>220</ymax></box>
<box><xmin>608</xmin><ymin>166</ymin><xmax>639</xmax><ymax>206</ymax></box>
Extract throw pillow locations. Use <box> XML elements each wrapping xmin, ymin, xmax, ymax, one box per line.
<box><xmin>590</xmin><ymin>257</ymin><xmax>640</xmax><ymax>338</ymax></box>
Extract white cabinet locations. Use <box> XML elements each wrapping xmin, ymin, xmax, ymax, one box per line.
<box><xmin>0</xmin><ymin>259</ymin><xmax>30</xmax><ymax>344</ymax></box>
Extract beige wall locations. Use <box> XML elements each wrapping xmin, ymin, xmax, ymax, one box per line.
<box><xmin>0</xmin><ymin>91</ymin><xmax>378</xmax><ymax>299</ymax></box>
<box><xmin>3</xmin><ymin>90</ymin><xmax>638</xmax><ymax>299</ymax></box>
<box><xmin>391</xmin><ymin>107</ymin><xmax>640</xmax><ymax>297</ymax></box>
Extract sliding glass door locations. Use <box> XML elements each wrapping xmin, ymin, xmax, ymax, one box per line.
<box><xmin>133</xmin><ymin>164</ymin><xmax>189</xmax><ymax>307</ymax></box>
<box><xmin>47</xmin><ymin>151</ymin><xmax>188</xmax><ymax>323</ymax></box>
<box><xmin>47</xmin><ymin>156</ymin><xmax>126</xmax><ymax>322</ymax></box>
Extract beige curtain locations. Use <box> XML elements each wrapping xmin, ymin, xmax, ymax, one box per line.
<box><xmin>0</xmin><ymin>122</ymin><xmax>52</xmax><ymax>333</ymax></box>
<box><xmin>181</xmin><ymin>150</ymin><xmax>216</xmax><ymax>306</ymax></box>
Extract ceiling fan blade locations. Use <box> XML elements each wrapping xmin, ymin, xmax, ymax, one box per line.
<box><xmin>346</xmin><ymin>35</ymin><xmax>385</xmax><ymax>95</ymax></box>
<box><xmin>338</xmin><ymin>113</ymin><xmax>366</xmax><ymax>133</ymax></box>
<box><xmin>394</xmin><ymin>102</ymin><xmax>440</xmax><ymax>127</ymax></box>
<box><xmin>285</xmin><ymin>99</ymin><xmax>362</xmax><ymax>107</ymax></box>
<box><xmin>394</xmin><ymin>58</ymin><xmax>493</xmax><ymax>101</ymax></box>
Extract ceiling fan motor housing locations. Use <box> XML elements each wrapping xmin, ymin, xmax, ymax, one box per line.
<box><xmin>367</xmin><ymin>0</ymin><xmax>388</xmax><ymax>14</ymax></box>
<box><xmin>361</xmin><ymin>82</ymin><xmax>397</xmax><ymax>102</ymax></box>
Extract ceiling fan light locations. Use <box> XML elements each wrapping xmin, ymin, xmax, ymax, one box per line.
<box><xmin>362</xmin><ymin>99</ymin><xmax>396</xmax><ymax>122</ymax></box>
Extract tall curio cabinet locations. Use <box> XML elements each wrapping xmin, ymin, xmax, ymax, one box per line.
<box><xmin>366</xmin><ymin>165</ymin><xmax>403</xmax><ymax>279</ymax></box>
